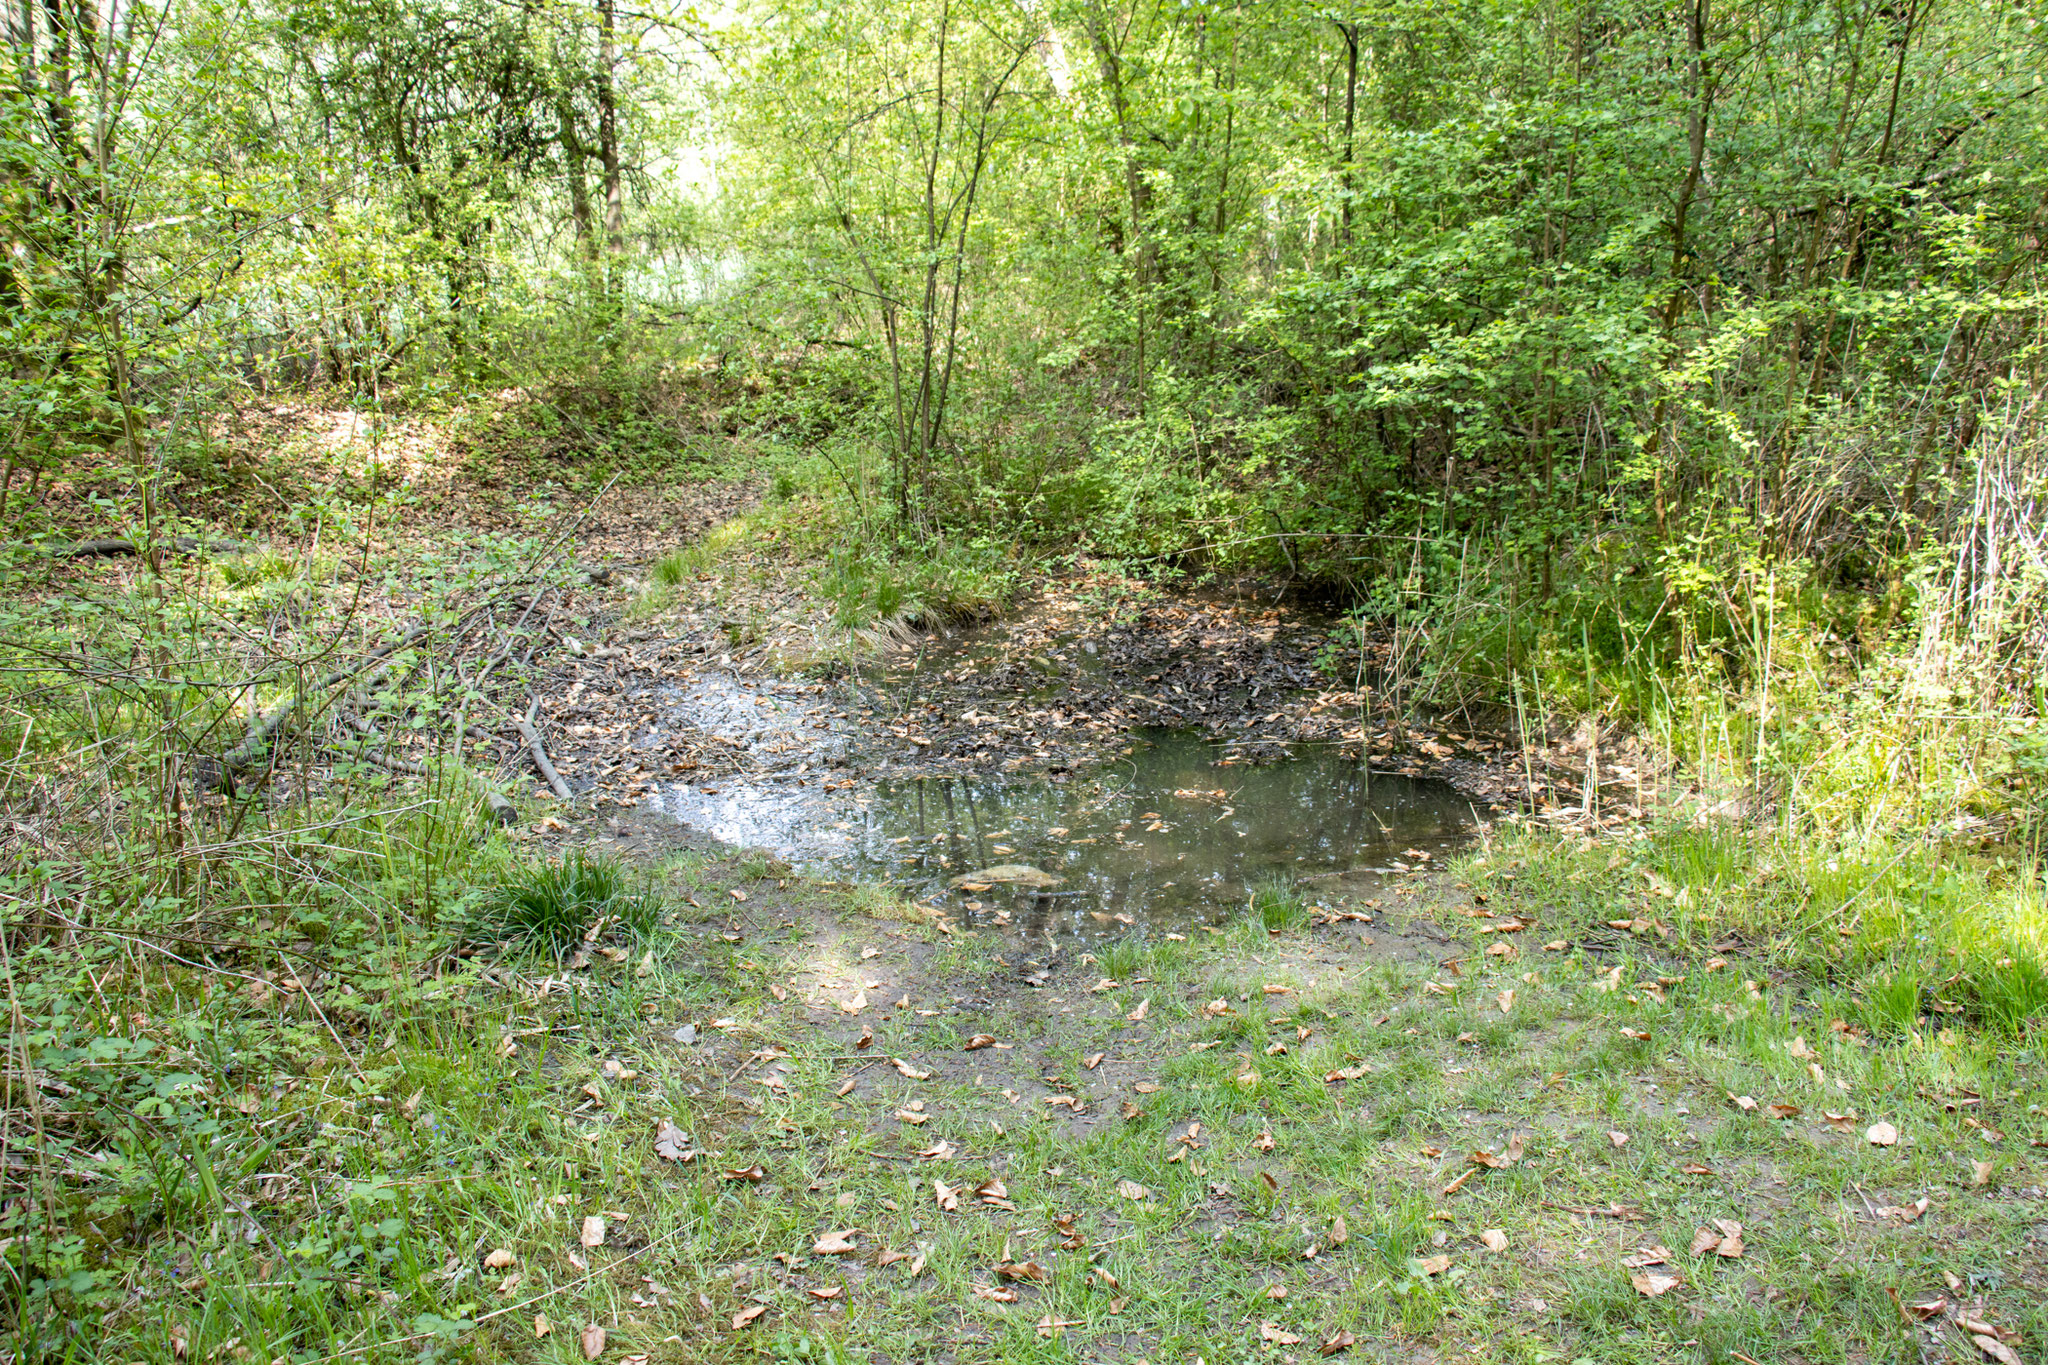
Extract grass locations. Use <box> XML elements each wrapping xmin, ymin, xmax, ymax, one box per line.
<box><xmin>472</xmin><ymin>849</ymin><xmax>664</xmax><ymax>956</ymax></box>
<box><xmin>7</xmin><ymin>805</ymin><xmax>2044</xmax><ymax>1365</ymax></box>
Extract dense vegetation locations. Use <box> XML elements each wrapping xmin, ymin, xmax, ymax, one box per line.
<box><xmin>1</xmin><ymin>0</ymin><xmax>2044</xmax><ymax>1355</ymax></box>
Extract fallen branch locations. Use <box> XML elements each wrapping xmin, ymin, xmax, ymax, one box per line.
<box><xmin>43</xmin><ymin>535</ymin><xmax>251</xmax><ymax>559</ymax></box>
<box><xmin>515</xmin><ymin>699</ymin><xmax>572</xmax><ymax>801</ymax></box>
<box><xmin>213</xmin><ymin>623</ymin><xmax>436</xmax><ymax>789</ymax></box>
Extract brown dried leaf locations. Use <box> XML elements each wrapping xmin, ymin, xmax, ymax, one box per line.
<box><xmin>484</xmin><ymin>1248</ymin><xmax>516</xmax><ymax>1270</ymax></box>
<box><xmin>1630</xmin><ymin>1269</ymin><xmax>1682</xmax><ymax>1297</ymax></box>
<box><xmin>806</xmin><ymin>1286</ymin><xmax>842</xmax><ymax>1300</ymax></box>
<box><xmin>1260</xmin><ymin>1323</ymin><xmax>1304</xmax><ymax>1345</ymax></box>
<box><xmin>1414</xmin><ymin>1254</ymin><xmax>1451</xmax><ymax>1277</ymax></box>
<box><xmin>1607</xmin><ymin>1130</ymin><xmax>1629</xmax><ymax>1148</ymax></box>
<box><xmin>812</xmin><ymin>1230</ymin><xmax>857</xmax><ymax>1255</ymax></box>
<box><xmin>579</xmin><ymin>1216</ymin><xmax>606</xmax><ymax>1249</ymax></box>
<box><xmin>964</xmin><ymin>1034</ymin><xmax>996</xmax><ymax>1051</ymax></box>
<box><xmin>1126</xmin><ymin>997</ymin><xmax>1151</xmax><ymax>1021</ymax></box>
<box><xmin>891</xmin><ymin>1058</ymin><xmax>931</xmax><ymax>1080</ymax></box>
<box><xmin>579</xmin><ymin>1323</ymin><xmax>607</xmax><ymax>1359</ymax></box>
<box><xmin>1116</xmin><ymin>1179</ymin><xmax>1150</xmax><ymax>1201</ymax></box>
<box><xmin>730</xmin><ymin>1305</ymin><xmax>767</xmax><ymax>1330</ymax></box>
<box><xmin>1320</xmin><ymin>1329</ymin><xmax>1357</xmax><ymax>1355</ymax></box>
<box><xmin>1866</xmin><ymin>1121</ymin><xmax>1899</xmax><ymax>1146</ymax></box>
<box><xmin>722</xmin><ymin>1164</ymin><xmax>765</xmax><ymax>1183</ymax></box>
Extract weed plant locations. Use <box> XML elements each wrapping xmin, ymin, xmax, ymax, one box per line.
<box><xmin>471</xmin><ymin>850</ymin><xmax>662</xmax><ymax>956</ymax></box>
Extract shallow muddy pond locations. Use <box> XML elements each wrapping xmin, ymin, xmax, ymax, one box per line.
<box><xmin>649</xmin><ymin>730</ymin><xmax>1475</xmax><ymax>941</ymax></box>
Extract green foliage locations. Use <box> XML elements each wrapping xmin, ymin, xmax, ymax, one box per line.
<box><xmin>472</xmin><ymin>850</ymin><xmax>662</xmax><ymax>956</ymax></box>
<box><xmin>1248</xmin><ymin>875</ymin><xmax>1310</xmax><ymax>933</ymax></box>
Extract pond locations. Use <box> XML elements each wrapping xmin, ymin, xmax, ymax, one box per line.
<box><xmin>648</xmin><ymin>727</ymin><xmax>1476</xmax><ymax>941</ymax></box>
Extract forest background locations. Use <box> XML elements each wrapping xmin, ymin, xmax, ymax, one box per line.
<box><xmin>2</xmin><ymin>0</ymin><xmax>2047</xmax><ymax>1354</ymax></box>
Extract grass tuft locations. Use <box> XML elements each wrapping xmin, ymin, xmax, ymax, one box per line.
<box><xmin>472</xmin><ymin>849</ymin><xmax>662</xmax><ymax>956</ymax></box>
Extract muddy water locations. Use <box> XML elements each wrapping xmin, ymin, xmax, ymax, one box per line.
<box><xmin>649</xmin><ymin>728</ymin><xmax>1474</xmax><ymax>941</ymax></box>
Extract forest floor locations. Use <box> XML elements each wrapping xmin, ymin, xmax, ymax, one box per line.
<box><xmin>316</xmin><ymin>838</ymin><xmax>2048</xmax><ymax>1365</ymax></box>
<box><xmin>22</xmin><ymin>406</ymin><xmax>2045</xmax><ymax>1365</ymax></box>
<box><xmin>429</xmin><ymin>465</ymin><xmax>2045</xmax><ymax>1365</ymax></box>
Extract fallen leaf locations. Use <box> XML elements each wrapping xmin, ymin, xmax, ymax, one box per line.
<box><xmin>1260</xmin><ymin>1323</ymin><xmax>1304</xmax><ymax>1344</ymax></box>
<box><xmin>891</xmin><ymin>1058</ymin><xmax>931</xmax><ymax>1080</ymax></box>
<box><xmin>1767</xmin><ymin>1102</ymin><xmax>1802</xmax><ymax>1120</ymax></box>
<box><xmin>1202</xmin><ymin>999</ymin><xmax>1233</xmax><ymax>1016</ymax></box>
<box><xmin>1083</xmin><ymin>1052</ymin><xmax>1105</xmax><ymax>1069</ymax></box>
<box><xmin>1329</xmin><ymin>1215</ymin><xmax>1349</xmax><ymax>1246</ymax></box>
<box><xmin>806</xmin><ymin>1286</ymin><xmax>842</xmax><ymax>1300</ymax></box>
<box><xmin>1619</xmin><ymin>1026</ymin><xmax>1651</xmax><ymax>1041</ymax></box>
<box><xmin>1866</xmin><ymin>1121</ymin><xmax>1899</xmax><ymax>1146</ymax></box>
<box><xmin>1498</xmin><ymin>989</ymin><xmax>1516</xmax><ymax>1013</ymax></box>
<box><xmin>1788</xmin><ymin>1035</ymin><xmax>1817</xmax><ymax>1059</ymax></box>
<box><xmin>580</xmin><ymin>1323</ymin><xmax>607</xmax><ymax>1359</ymax></box>
<box><xmin>1680</xmin><ymin>1162</ymin><xmax>1714</xmax><ymax>1175</ymax></box>
<box><xmin>1264</xmin><ymin>1282</ymin><xmax>1287</xmax><ymax>1300</ymax></box>
<box><xmin>722</xmin><ymin>1164</ymin><xmax>765</xmax><ymax>1183</ymax></box>
<box><xmin>972</xmin><ymin>1284</ymin><xmax>1018</xmax><ymax>1303</ymax></box>
<box><xmin>1629</xmin><ymin>1270</ymin><xmax>1681</xmax><ymax>1297</ymax></box>
<box><xmin>995</xmin><ymin>1260</ymin><xmax>1047</xmax><ymax>1282</ymax></box>
<box><xmin>653</xmin><ymin>1117</ymin><xmax>692</xmax><ymax>1162</ymax></box>
<box><xmin>1035</xmin><ymin>1314</ymin><xmax>1081</xmax><ymax>1337</ymax></box>
<box><xmin>1624</xmin><ymin>1245</ymin><xmax>1674</xmax><ymax>1267</ymax></box>
<box><xmin>1971</xmin><ymin>1331</ymin><xmax>2023</xmax><ymax>1365</ymax></box>
<box><xmin>896</xmin><ymin>1108</ymin><xmax>929</xmax><ymax>1126</ymax></box>
<box><xmin>1875</xmin><ymin>1197</ymin><xmax>1930</xmax><ymax>1223</ymax></box>
<box><xmin>1593</xmin><ymin>965</ymin><xmax>1623</xmax><ymax>993</ymax></box>
<box><xmin>934</xmin><ymin>1180</ymin><xmax>960</xmax><ymax>1211</ymax></box>
<box><xmin>1607</xmin><ymin>1130</ymin><xmax>1629</xmax><ymax>1148</ymax></box>
<box><xmin>1116</xmin><ymin>1179</ymin><xmax>1149</xmax><ymax>1201</ymax></box>
<box><xmin>1728</xmin><ymin>1093</ymin><xmax>1759</xmax><ymax>1113</ymax></box>
<box><xmin>1320</xmin><ymin>1329</ymin><xmax>1357</xmax><ymax>1355</ymax></box>
<box><xmin>964</xmin><ymin>1034</ymin><xmax>996</xmax><ymax>1050</ymax></box>
<box><xmin>731</xmin><ymin>1304</ymin><xmax>767</xmax><ymax>1330</ymax></box>
<box><xmin>1126</xmin><ymin>997</ymin><xmax>1151</xmax><ymax>1022</ymax></box>
<box><xmin>1414</xmin><ymin>1254</ymin><xmax>1451</xmax><ymax>1277</ymax></box>
<box><xmin>1254</xmin><ymin>1131</ymin><xmax>1276</xmax><ymax>1152</ymax></box>
<box><xmin>534</xmin><ymin>1315</ymin><xmax>552</xmax><ymax>1339</ymax></box>
<box><xmin>1479</xmin><ymin>1229</ymin><xmax>1509</xmax><ymax>1252</ymax></box>
<box><xmin>1090</xmin><ymin>978</ymin><xmax>1121</xmax><ymax>993</ymax></box>
<box><xmin>484</xmin><ymin>1248</ymin><xmax>516</xmax><ymax>1270</ymax></box>
<box><xmin>729</xmin><ymin>889</ymin><xmax>747</xmax><ymax>902</ymax></box>
<box><xmin>1972</xmin><ymin>1159</ymin><xmax>1995</xmax><ymax>1187</ymax></box>
<box><xmin>842</xmin><ymin>991</ymin><xmax>866</xmax><ymax>1015</ymax></box>
<box><xmin>1441</xmin><ymin>1168</ymin><xmax>1476</xmax><ymax>1195</ymax></box>
<box><xmin>812</xmin><ymin>1230</ymin><xmax>857</xmax><ymax>1255</ymax></box>
<box><xmin>580</xmin><ymin>1216</ymin><xmax>606</xmax><ymax>1249</ymax></box>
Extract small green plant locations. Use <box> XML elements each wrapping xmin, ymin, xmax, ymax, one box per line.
<box><xmin>473</xmin><ymin>850</ymin><xmax>662</xmax><ymax>956</ymax></box>
<box><xmin>650</xmin><ymin>546</ymin><xmax>694</xmax><ymax>588</ymax></box>
<box><xmin>1249</xmin><ymin>874</ymin><xmax>1310</xmax><ymax>931</ymax></box>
